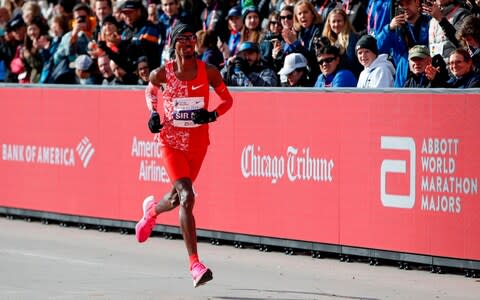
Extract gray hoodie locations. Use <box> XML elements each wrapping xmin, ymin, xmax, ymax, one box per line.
<box><xmin>357</xmin><ymin>54</ymin><xmax>395</xmax><ymax>88</ymax></box>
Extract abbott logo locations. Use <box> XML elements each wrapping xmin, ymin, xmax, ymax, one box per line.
<box><xmin>380</xmin><ymin>136</ymin><xmax>416</xmax><ymax>208</ymax></box>
<box><xmin>76</xmin><ymin>137</ymin><xmax>95</xmax><ymax>168</ymax></box>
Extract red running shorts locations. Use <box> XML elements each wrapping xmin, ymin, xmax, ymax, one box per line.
<box><xmin>161</xmin><ymin>146</ymin><xmax>208</xmax><ymax>183</ymax></box>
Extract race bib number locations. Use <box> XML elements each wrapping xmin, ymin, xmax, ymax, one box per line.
<box><xmin>172</xmin><ymin>97</ymin><xmax>205</xmax><ymax>128</ymax></box>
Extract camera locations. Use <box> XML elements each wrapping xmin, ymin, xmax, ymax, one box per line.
<box><xmin>76</xmin><ymin>15</ymin><xmax>87</xmax><ymax>23</ymax></box>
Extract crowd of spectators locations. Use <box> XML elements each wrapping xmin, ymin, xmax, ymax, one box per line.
<box><xmin>0</xmin><ymin>0</ymin><xmax>479</xmax><ymax>88</ymax></box>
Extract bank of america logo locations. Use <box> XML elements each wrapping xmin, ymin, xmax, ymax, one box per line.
<box><xmin>76</xmin><ymin>137</ymin><xmax>95</xmax><ymax>168</ymax></box>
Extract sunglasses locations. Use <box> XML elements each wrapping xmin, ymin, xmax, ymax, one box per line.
<box><xmin>176</xmin><ymin>35</ymin><xmax>197</xmax><ymax>43</ymax></box>
<box><xmin>269</xmin><ymin>21</ymin><xmax>281</xmax><ymax>26</ymax></box>
<box><xmin>280</xmin><ymin>15</ymin><xmax>293</xmax><ymax>20</ymax></box>
<box><xmin>318</xmin><ymin>57</ymin><xmax>336</xmax><ymax>65</ymax></box>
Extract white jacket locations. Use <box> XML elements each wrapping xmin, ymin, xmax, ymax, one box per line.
<box><xmin>357</xmin><ymin>54</ymin><xmax>395</xmax><ymax>88</ymax></box>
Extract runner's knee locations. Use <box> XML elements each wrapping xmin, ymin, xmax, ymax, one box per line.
<box><xmin>174</xmin><ymin>178</ymin><xmax>194</xmax><ymax>208</ymax></box>
<box><xmin>162</xmin><ymin>189</ymin><xmax>179</xmax><ymax>207</ymax></box>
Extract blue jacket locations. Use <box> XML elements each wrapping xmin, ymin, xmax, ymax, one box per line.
<box><xmin>376</xmin><ymin>14</ymin><xmax>430</xmax><ymax>87</ymax></box>
<box><xmin>367</xmin><ymin>0</ymin><xmax>392</xmax><ymax>37</ymax></box>
<box><xmin>314</xmin><ymin>69</ymin><xmax>357</xmax><ymax>87</ymax></box>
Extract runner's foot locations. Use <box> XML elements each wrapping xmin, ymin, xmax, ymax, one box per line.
<box><xmin>190</xmin><ymin>261</ymin><xmax>213</xmax><ymax>288</ymax></box>
<box><xmin>135</xmin><ymin>196</ymin><xmax>157</xmax><ymax>243</ymax></box>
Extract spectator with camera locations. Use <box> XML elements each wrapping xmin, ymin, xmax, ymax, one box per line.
<box><xmin>221</xmin><ymin>41</ymin><xmax>278</xmax><ymax>86</ymax></box>
<box><xmin>403</xmin><ymin>45</ymin><xmax>449</xmax><ymax>87</ymax></box>
<box><xmin>422</xmin><ymin>0</ymin><xmax>470</xmax><ymax>63</ymax></box>
<box><xmin>376</xmin><ymin>0</ymin><xmax>430</xmax><ymax>87</ymax></box>
<box><xmin>259</xmin><ymin>11</ymin><xmax>283</xmax><ymax>69</ymax></box>
<box><xmin>52</xmin><ymin>3</ymin><xmax>94</xmax><ymax>84</ymax></box>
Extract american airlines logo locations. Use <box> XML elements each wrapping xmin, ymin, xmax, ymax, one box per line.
<box><xmin>76</xmin><ymin>137</ymin><xmax>95</xmax><ymax>168</ymax></box>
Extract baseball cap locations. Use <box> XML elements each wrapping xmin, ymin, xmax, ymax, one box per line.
<box><xmin>121</xmin><ymin>0</ymin><xmax>143</xmax><ymax>10</ymax></box>
<box><xmin>278</xmin><ymin>53</ymin><xmax>307</xmax><ymax>75</ymax></box>
<box><xmin>237</xmin><ymin>41</ymin><xmax>259</xmax><ymax>53</ymax></box>
<box><xmin>75</xmin><ymin>54</ymin><xmax>93</xmax><ymax>71</ymax></box>
<box><xmin>242</xmin><ymin>6</ymin><xmax>259</xmax><ymax>22</ymax></box>
<box><xmin>227</xmin><ymin>5</ymin><xmax>242</xmax><ymax>19</ymax></box>
<box><xmin>6</xmin><ymin>14</ymin><xmax>25</xmax><ymax>32</ymax></box>
<box><xmin>408</xmin><ymin>45</ymin><xmax>430</xmax><ymax>60</ymax></box>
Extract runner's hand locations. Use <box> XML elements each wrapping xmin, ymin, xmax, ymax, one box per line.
<box><xmin>148</xmin><ymin>111</ymin><xmax>162</xmax><ymax>133</ymax></box>
<box><xmin>192</xmin><ymin>109</ymin><xmax>218</xmax><ymax>124</ymax></box>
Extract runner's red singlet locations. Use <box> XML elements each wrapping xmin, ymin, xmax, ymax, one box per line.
<box><xmin>157</xmin><ymin>60</ymin><xmax>211</xmax><ymax>152</ymax></box>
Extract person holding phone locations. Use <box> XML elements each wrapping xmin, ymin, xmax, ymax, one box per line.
<box><xmin>376</xmin><ymin>0</ymin><xmax>430</xmax><ymax>87</ymax></box>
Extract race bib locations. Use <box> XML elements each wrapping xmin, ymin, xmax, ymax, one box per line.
<box><xmin>172</xmin><ymin>97</ymin><xmax>205</xmax><ymax>128</ymax></box>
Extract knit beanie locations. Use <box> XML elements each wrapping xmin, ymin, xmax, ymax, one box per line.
<box><xmin>170</xmin><ymin>22</ymin><xmax>195</xmax><ymax>48</ymax></box>
<box><xmin>355</xmin><ymin>35</ymin><xmax>378</xmax><ymax>55</ymax></box>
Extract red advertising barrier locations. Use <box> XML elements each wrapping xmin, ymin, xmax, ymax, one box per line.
<box><xmin>1</xmin><ymin>86</ymin><xmax>479</xmax><ymax>261</ymax></box>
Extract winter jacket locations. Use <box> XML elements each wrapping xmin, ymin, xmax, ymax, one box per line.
<box><xmin>357</xmin><ymin>54</ymin><xmax>395</xmax><ymax>88</ymax></box>
<box><xmin>377</xmin><ymin>14</ymin><xmax>430</xmax><ymax>87</ymax></box>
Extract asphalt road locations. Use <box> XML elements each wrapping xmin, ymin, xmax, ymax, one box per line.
<box><xmin>0</xmin><ymin>217</ymin><xmax>478</xmax><ymax>300</ymax></box>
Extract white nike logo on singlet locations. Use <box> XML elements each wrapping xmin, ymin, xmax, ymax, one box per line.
<box><xmin>191</xmin><ymin>84</ymin><xmax>204</xmax><ymax>90</ymax></box>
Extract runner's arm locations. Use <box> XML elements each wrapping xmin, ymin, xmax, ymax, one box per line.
<box><xmin>146</xmin><ymin>67</ymin><xmax>167</xmax><ymax>112</ymax></box>
<box><xmin>207</xmin><ymin>65</ymin><xmax>233</xmax><ymax>117</ymax></box>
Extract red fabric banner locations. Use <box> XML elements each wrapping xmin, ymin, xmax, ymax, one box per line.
<box><xmin>1</xmin><ymin>87</ymin><xmax>479</xmax><ymax>260</ymax></box>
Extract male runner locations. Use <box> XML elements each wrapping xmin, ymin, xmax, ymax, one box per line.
<box><xmin>135</xmin><ymin>23</ymin><xmax>233</xmax><ymax>288</ymax></box>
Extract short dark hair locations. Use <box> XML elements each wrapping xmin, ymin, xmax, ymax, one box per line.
<box><xmin>316</xmin><ymin>44</ymin><xmax>340</xmax><ymax>58</ymax></box>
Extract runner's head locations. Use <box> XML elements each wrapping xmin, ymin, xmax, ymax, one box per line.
<box><xmin>171</xmin><ymin>23</ymin><xmax>197</xmax><ymax>59</ymax></box>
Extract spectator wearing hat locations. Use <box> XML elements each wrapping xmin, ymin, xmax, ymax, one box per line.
<box><xmin>4</xmin><ymin>14</ymin><xmax>27</xmax><ymax>82</ymax></box>
<box><xmin>240</xmin><ymin>6</ymin><xmax>262</xmax><ymax>45</ymax></box>
<box><xmin>404</xmin><ymin>45</ymin><xmax>449</xmax><ymax>87</ymax></box>
<box><xmin>120</xmin><ymin>0</ymin><xmax>161</xmax><ymax>69</ymax></box>
<box><xmin>446</xmin><ymin>48</ymin><xmax>480</xmax><ymax>88</ymax></box>
<box><xmin>314</xmin><ymin>44</ymin><xmax>357</xmax><ymax>87</ymax></box>
<box><xmin>158</xmin><ymin>0</ymin><xmax>193</xmax><ymax>65</ymax></box>
<box><xmin>0</xmin><ymin>7</ymin><xmax>10</xmax><ymax>82</ymax></box>
<box><xmin>278</xmin><ymin>52</ymin><xmax>312</xmax><ymax>87</ymax></box>
<box><xmin>74</xmin><ymin>54</ymin><xmax>102</xmax><ymax>84</ymax></box>
<box><xmin>200</xmin><ymin>0</ymin><xmax>228</xmax><ymax>42</ymax></box>
<box><xmin>222</xmin><ymin>5</ymin><xmax>243</xmax><ymax>59</ymax></box>
<box><xmin>221</xmin><ymin>41</ymin><xmax>278</xmax><ymax>86</ymax></box>
<box><xmin>376</xmin><ymin>0</ymin><xmax>430</xmax><ymax>87</ymax></box>
<box><xmin>195</xmin><ymin>29</ymin><xmax>224</xmax><ymax>70</ymax></box>
<box><xmin>356</xmin><ymin>34</ymin><xmax>395</xmax><ymax>88</ymax></box>
<box><xmin>241</xmin><ymin>0</ymin><xmax>270</xmax><ymax>22</ymax></box>
<box><xmin>94</xmin><ymin>15</ymin><xmax>134</xmax><ymax>75</ymax></box>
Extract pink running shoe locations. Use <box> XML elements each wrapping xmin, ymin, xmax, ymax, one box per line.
<box><xmin>135</xmin><ymin>196</ymin><xmax>157</xmax><ymax>243</ymax></box>
<box><xmin>190</xmin><ymin>262</ymin><xmax>213</xmax><ymax>288</ymax></box>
